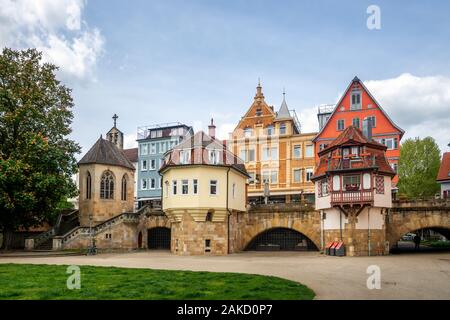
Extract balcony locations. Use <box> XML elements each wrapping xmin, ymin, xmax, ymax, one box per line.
<box><xmin>331</xmin><ymin>190</ymin><xmax>373</xmax><ymax>205</ymax></box>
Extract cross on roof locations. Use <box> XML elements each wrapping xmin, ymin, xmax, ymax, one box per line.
<box><xmin>112</xmin><ymin>114</ymin><xmax>118</xmax><ymax>127</ymax></box>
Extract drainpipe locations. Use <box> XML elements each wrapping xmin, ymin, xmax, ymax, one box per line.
<box><xmin>368</xmin><ymin>207</ymin><xmax>371</xmax><ymax>256</ymax></box>
<box><xmin>339</xmin><ymin>208</ymin><xmax>343</xmax><ymax>240</ymax></box>
<box><xmin>226</xmin><ymin>167</ymin><xmax>231</xmax><ymax>254</ymax></box>
<box><xmin>320</xmin><ymin>210</ymin><xmax>324</xmax><ymax>252</ymax></box>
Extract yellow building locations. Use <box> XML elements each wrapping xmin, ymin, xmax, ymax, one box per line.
<box><xmin>160</xmin><ymin>127</ymin><xmax>249</xmax><ymax>255</ymax></box>
<box><xmin>228</xmin><ymin>83</ymin><xmax>317</xmax><ymax>203</ymax></box>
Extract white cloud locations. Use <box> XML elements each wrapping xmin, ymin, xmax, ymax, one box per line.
<box><xmin>364</xmin><ymin>73</ymin><xmax>450</xmax><ymax>153</ymax></box>
<box><xmin>124</xmin><ymin>133</ymin><xmax>138</xmax><ymax>149</ymax></box>
<box><xmin>0</xmin><ymin>0</ymin><xmax>103</xmax><ymax>81</ymax></box>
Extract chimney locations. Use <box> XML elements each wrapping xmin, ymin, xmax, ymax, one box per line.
<box><xmin>362</xmin><ymin>118</ymin><xmax>373</xmax><ymax>140</ymax></box>
<box><xmin>208</xmin><ymin>118</ymin><xmax>216</xmax><ymax>139</ymax></box>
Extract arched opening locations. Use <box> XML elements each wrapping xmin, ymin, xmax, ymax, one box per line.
<box><xmin>100</xmin><ymin>171</ymin><xmax>115</xmax><ymax>199</ymax></box>
<box><xmin>138</xmin><ymin>232</ymin><xmax>143</xmax><ymax>249</ymax></box>
<box><xmin>391</xmin><ymin>227</ymin><xmax>450</xmax><ymax>254</ymax></box>
<box><xmin>121</xmin><ymin>174</ymin><xmax>128</xmax><ymax>201</ymax></box>
<box><xmin>245</xmin><ymin>228</ymin><xmax>319</xmax><ymax>251</ymax></box>
<box><xmin>86</xmin><ymin>171</ymin><xmax>92</xmax><ymax>200</ymax></box>
<box><xmin>147</xmin><ymin>227</ymin><xmax>171</xmax><ymax>250</ymax></box>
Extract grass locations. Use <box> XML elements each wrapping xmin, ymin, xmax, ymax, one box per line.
<box><xmin>422</xmin><ymin>240</ymin><xmax>450</xmax><ymax>249</ymax></box>
<box><xmin>0</xmin><ymin>264</ymin><xmax>315</xmax><ymax>300</ymax></box>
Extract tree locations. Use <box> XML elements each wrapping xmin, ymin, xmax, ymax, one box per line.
<box><xmin>0</xmin><ymin>48</ymin><xmax>80</xmax><ymax>249</ymax></box>
<box><xmin>397</xmin><ymin>137</ymin><xmax>441</xmax><ymax>199</ymax></box>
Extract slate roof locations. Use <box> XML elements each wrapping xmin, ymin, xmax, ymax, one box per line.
<box><xmin>437</xmin><ymin>152</ymin><xmax>450</xmax><ymax>182</ymax></box>
<box><xmin>275</xmin><ymin>95</ymin><xmax>292</xmax><ymax>120</ymax></box>
<box><xmin>160</xmin><ymin>131</ymin><xmax>249</xmax><ymax>177</ymax></box>
<box><xmin>78</xmin><ymin>137</ymin><xmax>135</xmax><ymax>170</ymax></box>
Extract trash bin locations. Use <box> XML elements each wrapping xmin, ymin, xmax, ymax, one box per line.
<box><xmin>335</xmin><ymin>241</ymin><xmax>345</xmax><ymax>256</ymax></box>
<box><xmin>325</xmin><ymin>241</ymin><xmax>335</xmax><ymax>255</ymax></box>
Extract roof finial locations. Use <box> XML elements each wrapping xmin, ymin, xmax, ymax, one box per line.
<box><xmin>283</xmin><ymin>87</ymin><xmax>286</xmax><ymax>98</ymax></box>
<box><xmin>255</xmin><ymin>78</ymin><xmax>264</xmax><ymax>99</ymax></box>
<box><xmin>112</xmin><ymin>114</ymin><xmax>118</xmax><ymax>127</ymax></box>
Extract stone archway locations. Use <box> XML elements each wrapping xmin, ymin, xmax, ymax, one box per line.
<box><xmin>234</xmin><ymin>211</ymin><xmax>321</xmax><ymax>252</ymax></box>
<box><xmin>245</xmin><ymin>227</ymin><xmax>319</xmax><ymax>251</ymax></box>
<box><xmin>147</xmin><ymin>227</ymin><xmax>171</xmax><ymax>250</ymax></box>
<box><xmin>387</xmin><ymin>210</ymin><xmax>450</xmax><ymax>248</ymax></box>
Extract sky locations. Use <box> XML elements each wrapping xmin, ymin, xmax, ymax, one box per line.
<box><xmin>1</xmin><ymin>0</ymin><xmax>450</xmax><ymax>158</ymax></box>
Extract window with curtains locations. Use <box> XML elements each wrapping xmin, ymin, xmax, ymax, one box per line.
<box><xmin>121</xmin><ymin>175</ymin><xmax>127</xmax><ymax>201</ymax></box>
<box><xmin>86</xmin><ymin>171</ymin><xmax>92</xmax><ymax>199</ymax></box>
<box><xmin>100</xmin><ymin>171</ymin><xmax>114</xmax><ymax>199</ymax></box>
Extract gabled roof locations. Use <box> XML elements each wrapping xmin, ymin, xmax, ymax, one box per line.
<box><xmin>437</xmin><ymin>152</ymin><xmax>450</xmax><ymax>182</ymax></box>
<box><xmin>160</xmin><ymin>131</ymin><xmax>249</xmax><ymax>177</ymax></box>
<box><xmin>312</xmin><ymin>126</ymin><xmax>395</xmax><ymax>180</ymax></box>
<box><xmin>78</xmin><ymin>137</ymin><xmax>135</xmax><ymax>170</ymax></box>
<box><xmin>319</xmin><ymin>126</ymin><xmax>386</xmax><ymax>156</ymax></box>
<box><xmin>313</xmin><ymin>76</ymin><xmax>405</xmax><ymax>142</ymax></box>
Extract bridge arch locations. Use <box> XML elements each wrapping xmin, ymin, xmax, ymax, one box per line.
<box><xmin>245</xmin><ymin>227</ymin><xmax>319</xmax><ymax>251</ymax></box>
<box><xmin>237</xmin><ymin>213</ymin><xmax>321</xmax><ymax>252</ymax></box>
<box><xmin>387</xmin><ymin>210</ymin><xmax>450</xmax><ymax>248</ymax></box>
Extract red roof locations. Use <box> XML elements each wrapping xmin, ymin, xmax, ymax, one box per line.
<box><xmin>160</xmin><ymin>131</ymin><xmax>249</xmax><ymax>177</ymax></box>
<box><xmin>312</xmin><ymin>126</ymin><xmax>395</xmax><ymax>180</ymax></box>
<box><xmin>123</xmin><ymin>147</ymin><xmax>138</xmax><ymax>163</ymax></box>
<box><xmin>437</xmin><ymin>152</ymin><xmax>450</xmax><ymax>182</ymax></box>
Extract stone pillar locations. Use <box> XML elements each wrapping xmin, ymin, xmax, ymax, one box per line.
<box><xmin>25</xmin><ymin>238</ymin><xmax>34</xmax><ymax>251</ymax></box>
<box><xmin>53</xmin><ymin>237</ymin><xmax>63</xmax><ymax>251</ymax></box>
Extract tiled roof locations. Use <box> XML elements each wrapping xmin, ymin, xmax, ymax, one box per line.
<box><xmin>160</xmin><ymin>131</ymin><xmax>249</xmax><ymax>177</ymax></box>
<box><xmin>319</xmin><ymin>126</ymin><xmax>385</xmax><ymax>156</ymax></box>
<box><xmin>275</xmin><ymin>95</ymin><xmax>291</xmax><ymax>120</ymax></box>
<box><xmin>312</xmin><ymin>126</ymin><xmax>395</xmax><ymax>180</ymax></box>
<box><xmin>123</xmin><ymin>147</ymin><xmax>138</xmax><ymax>163</ymax></box>
<box><xmin>78</xmin><ymin>137</ymin><xmax>135</xmax><ymax>170</ymax></box>
<box><xmin>437</xmin><ymin>152</ymin><xmax>450</xmax><ymax>182</ymax></box>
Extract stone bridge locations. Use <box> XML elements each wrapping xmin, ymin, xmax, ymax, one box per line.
<box><xmin>228</xmin><ymin>199</ymin><xmax>450</xmax><ymax>254</ymax></box>
<box><xmin>387</xmin><ymin>199</ymin><xmax>450</xmax><ymax>247</ymax></box>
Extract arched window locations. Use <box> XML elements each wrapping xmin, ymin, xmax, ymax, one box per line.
<box><xmin>121</xmin><ymin>175</ymin><xmax>127</xmax><ymax>201</ymax></box>
<box><xmin>86</xmin><ymin>171</ymin><xmax>92</xmax><ymax>200</ymax></box>
<box><xmin>100</xmin><ymin>171</ymin><xmax>114</xmax><ymax>199</ymax></box>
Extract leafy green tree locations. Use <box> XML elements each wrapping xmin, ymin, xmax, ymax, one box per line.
<box><xmin>0</xmin><ymin>48</ymin><xmax>80</xmax><ymax>249</ymax></box>
<box><xmin>397</xmin><ymin>137</ymin><xmax>441</xmax><ymax>199</ymax></box>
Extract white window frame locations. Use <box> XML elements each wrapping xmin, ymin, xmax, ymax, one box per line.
<box><xmin>150</xmin><ymin>143</ymin><xmax>156</xmax><ymax>154</ymax></box>
<box><xmin>209</xmin><ymin>180</ymin><xmax>218</xmax><ymax>196</ymax></box>
<box><xmin>293</xmin><ymin>169</ymin><xmax>302</xmax><ymax>183</ymax></box>
<box><xmin>172</xmin><ymin>180</ymin><xmax>177</xmax><ymax>195</ymax></box>
<box><xmin>141</xmin><ymin>160</ymin><xmax>148</xmax><ymax>171</ymax></box>
<box><xmin>140</xmin><ymin>144</ymin><xmax>148</xmax><ymax>156</ymax></box>
<box><xmin>193</xmin><ymin>179</ymin><xmax>198</xmax><ymax>194</ymax></box>
<box><xmin>141</xmin><ymin>179</ymin><xmax>148</xmax><ymax>190</ymax></box>
<box><xmin>337</xmin><ymin>119</ymin><xmax>345</xmax><ymax>131</ymax></box>
<box><xmin>181</xmin><ymin>179</ymin><xmax>189</xmax><ymax>195</ymax></box>
<box><xmin>150</xmin><ymin>159</ymin><xmax>156</xmax><ymax>170</ymax></box>
<box><xmin>293</xmin><ymin>145</ymin><xmax>302</xmax><ymax>159</ymax></box>
<box><xmin>180</xmin><ymin>150</ymin><xmax>191</xmax><ymax>164</ymax></box>
<box><xmin>305</xmin><ymin>145</ymin><xmax>314</xmax><ymax>158</ymax></box>
<box><xmin>208</xmin><ymin>149</ymin><xmax>221</xmax><ymax>165</ymax></box>
<box><xmin>150</xmin><ymin>178</ymin><xmax>156</xmax><ymax>190</ymax></box>
<box><xmin>305</xmin><ymin>168</ymin><xmax>314</xmax><ymax>182</ymax></box>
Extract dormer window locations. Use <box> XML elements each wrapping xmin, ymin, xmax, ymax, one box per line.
<box><xmin>343</xmin><ymin>148</ymin><xmax>350</xmax><ymax>157</ymax></box>
<box><xmin>350</xmin><ymin>90</ymin><xmax>361</xmax><ymax>110</ymax></box>
<box><xmin>180</xmin><ymin>150</ymin><xmax>190</xmax><ymax>164</ymax></box>
<box><xmin>208</xmin><ymin>150</ymin><xmax>220</xmax><ymax>165</ymax></box>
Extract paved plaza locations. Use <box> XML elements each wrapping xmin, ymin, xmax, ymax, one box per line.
<box><xmin>1</xmin><ymin>250</ymin><xmax>449</xmax><ymax>300</ymax></box>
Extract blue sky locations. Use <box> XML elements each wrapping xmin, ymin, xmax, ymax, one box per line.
<box><xmin>1</xmin><ymin>0</ymin><xmax>450</xmax><ymax>156</ymax></box>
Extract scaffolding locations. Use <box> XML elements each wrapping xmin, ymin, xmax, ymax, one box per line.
<box><xmin>137</xmin><ymin>122</ymin><xmax>184</xmax><ymax>140</ymax></box>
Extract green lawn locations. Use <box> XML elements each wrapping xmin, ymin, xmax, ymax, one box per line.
<box><xmin>0</xmin><ymin>264</ymin><xmax>315</xmax><ymax>300</ymax></box>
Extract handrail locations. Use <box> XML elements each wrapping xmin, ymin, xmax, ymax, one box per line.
<box><xmin>32</xmin><ymin>209</ymin><xmax>79</xmax><ymax>247</ymax></box>
<box><xmin>59</xmin><ymin>212</ymin><xmax>141</xmax><ymax>244</ymax></box>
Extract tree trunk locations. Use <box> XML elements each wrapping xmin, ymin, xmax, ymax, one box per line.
<box><xmin>0</xmin><ymin>229</ymin><xmax>14</xmax><ymax>251</ymax></box>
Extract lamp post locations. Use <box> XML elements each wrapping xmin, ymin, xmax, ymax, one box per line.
<box><xmin>87</xmin><ymin>214</ymin><xmax>97</xmax><ymax>255</ymax></box>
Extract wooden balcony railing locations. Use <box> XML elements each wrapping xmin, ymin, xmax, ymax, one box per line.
<box><xmin>331</xmin><ymin>190</ymin><xmax>373</xmax><ymax>204</ymax></box>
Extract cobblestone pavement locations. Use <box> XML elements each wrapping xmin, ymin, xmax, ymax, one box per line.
<box><xmin>1</xmin><ymin>251</ymin><xmax>450</xmax><ymax>299</ymax></box>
